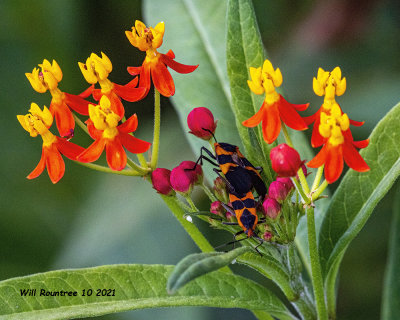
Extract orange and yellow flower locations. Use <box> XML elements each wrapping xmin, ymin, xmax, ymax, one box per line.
<box><xmin>126</xmin><ymin>20</ymin><xmax>198</xmax><ymax>97</ymax></box>
<box><xmin>304</xmin><ymin>67</ymin><xmax>364</xmax><ymax>147</ymax></box>
<box><xmin>26</xmin><ymin>59</ymin><xmax>91</xmax><ymax>138</ymax></box>
<box><xmin>77</xmin><ymin>96</ymin><xmax>151</xmax><ymax>171</ymax></box>
<box><xmin>242</xmin><ymin>59</ymin><xmax>309</xmax><ymax>144</ymax></box>
<box><xmin>307</xmin><ymin>104</ymin><xmax>369</xmax><ymax>183</ymax></box>
<box><xmin>78</xmin><ymin>52</ymin><xmax>146</xmax><ymax>120</ymax></box>
<box><xmin>17</xmin><ymin>103</ymin><xmax>85</xmax><ymax>183</ymax></box>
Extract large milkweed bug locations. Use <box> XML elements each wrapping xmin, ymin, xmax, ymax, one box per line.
<box><xmin>217</xmin><ymin>190</ymin><xmax>265</xmax><ymax>253</ymax></box>
<box><xmin>192</xmin><ymin>129</ymin><xmax>267</xmax><ymax>199</ymax></box>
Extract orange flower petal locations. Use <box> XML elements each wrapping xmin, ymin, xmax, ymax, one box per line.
<box><xmin>277</xmin><ymin>96</ymin><xmax>308</xmax><ymax>131</ymax></box>
<box><xmin>45</xmin><ymin>144</ymin><xmax>65</xmax><ymax>184</ymax></box>
<box><xmin>56</xmin><ymin>137</ymin><xmax>85</xmax><ymax>160</ymax></box>
<box><xmin>107</xmin><ymin>92</ymin><xmax>125</xmax><ymax>119</ymax></box>
<box><xmin>79</xmin><ymin>84</ymin><xmax>94</xmax><ymax>98</ymax></box>
<box><xmin>151</xmin><ymin>60</ymin><xmax>175</xmax><ymax>97</ymax></box>
<box><xmin>343</xmin><ymin>140</ymin><xmax>370</xmax><ymax>172</ymax></box>
<box><xmin>106</xmin><ymin>138</ymin><xmax>127</xmax><ymax>171</ymax></box>
<box><xmin>242</xmin><ymin>101</ymin><xmax>266</xmax><ymax>128</ymax></box>
<box><xmin>161</xmin><ymin>52</ymin><xmax>198</xmax><ymax>74</ymax></box>
<box><xmin>78</xmin><ymin>138</ymin><xmax>107</xmax><ymax>163</ymax></box>
<box><xmin>307</xmin><ymin>143</ymin><xmax>329</xmax><ymax>168</ymax></box>
<box><xmin>27</xmin><ymin>148</ymin><xmax>46</xmax><ymax>180</ymax></box>
<box><xmin>127</xmin><ymin>66</ymin><xmax>142</xmax><ymax>76</ymax></box>
<box><xmin>262</xmin><ymin>103</ymin><xmax>281</xmax><ymax>144</ymax></box>
<box><xmin>118</xmin><ymin>114</ymin><xmax>138</xmax><ymax>133</ymax></box>
<box><xmin>353</xmin><ymin>139</ymin><xmax>369</xmax><ymax>149</ymax></box>
<box><xmin>85</xmin><ymin>119</ymin><xmax>103</xmax><ymax>140</ymax></box>
<box><xmin>113</xmin><ymin>79</ymin><xmax>146</xmax><ymax>102</ymax></box>
<box><xmin>324</xmin><ymin>144</ymin><xmax>344</xmax><ymax>184</ymax></box>
<box><xmin>138</xmin><ymin>62</ymin><xmax>151</xmax><ymax>96</ymax></box>
<box><xmin>64</xmin><ymin>92</ymin><xmax>90</xmax><ymax>115</ymax></box>
<box><xmin>51</xmin><ymin>101</ymin><xmax>75</xmax><ymax>138</ymax></box>
<box><xmin>349</xmin><ymin>119</ymin><xmax>365</xmax><ymax>127</ymax></box>
<box><xmin>119</xmin><ymin>132</ymin><xmax>151</xmax><ymax>154</ymax></box>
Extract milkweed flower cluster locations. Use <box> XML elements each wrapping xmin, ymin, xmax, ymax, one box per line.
<box><xmin>19</xmin><ymin>20</ymin><xmax>197</xmax><ymax>183</ymax></box>
<box><xmin>18</xmin><ymin>18</ymin><xmax>370</xmax><ymax>249</ymax></box>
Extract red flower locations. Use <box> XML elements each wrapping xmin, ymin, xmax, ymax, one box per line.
<box><xmin>77</xmin><ymin>96</ymin><xmax>151</xmax><ymax>171</ymax></box>
<box><xmin>307</xmin><ymin>109</ymin><xmax>369</xmax><ymax>183</ymax></box>
<box><xmin>151</xmin><ymin>168</ymin><xmax>174</xmax><ymax>196</ymax></box>
<box><xmin>26</xmin><ymin>59</ymin><xmax>91</xmax><ymax>137</ymax></box>
<box><xmin>242</xmin><ymin>59</ymin><xmax>308</xmax><ymax>144</ymax></box>
<box><xmin>17</xmin><ymin>103</ymin><xmax>85</xmax><ymax>183</ymax></box>
<box><xmin>126</xmin><ymin>20</ymin><xmax>198</xmax><ymax>97</ymax></box>
<box><xmin>79</xmin><ymin>52</ymin><xmax>146</xmax><ymax>119</ymax></box>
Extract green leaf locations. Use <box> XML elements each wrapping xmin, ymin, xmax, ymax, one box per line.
<box><xmin>143</xmin><ymin>0</ymin><xmax>241</xmax><ymax>181</ymax></box>
<box><xmin>381</xmin><ymin>187</ymin><xmax>400</xmax><ymax>319</ymax></box>
<box><xmin>0</xmin><ymin>264</ymin><xmax>295</xmax><ymax>320</ymax></box>
<box><xmin>318</xmin><ymin>102</ymin><xmax>400</xmax><ymax>301</ymax></box>
<box><xmin>167</xmin><ymin>247</ymin><xmax>252</xmax><ymax>294</ymax></box>
<box><xmin>237</xmin><ymin>252</ymin><xmax>296</xmax><ymax>301</ymax></box>
<box><xmin>226</xmin><ymin>0</ymin><xmax>274</xmax><ymax>183</ymax></box>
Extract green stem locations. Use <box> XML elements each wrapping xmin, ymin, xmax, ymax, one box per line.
<box><xmin>281</xmin><ymin>122</ymin><xmax>293</xmax><ymax>147</ymax></box>
<box><xmin>184</xmin><ymin>195</ymin><xmax>198</xmax><ymax>212</ymax></box>
<box><xmin>292</xmin><ymin>177</ymin><xmax>310</xmax><ymax>204</ymax></box>
<box><xmin>74</xmin><ymin>161</ymin><xmax>142</xmax><ymax>176</ymax></box>
<box><xmin>312</xmin><ymin>180</ymin><xmax>329</xmax><ymax>201</ymax></box>
<box><xmin>150</xmin><ymin>88</ymin><xmax>161</xmax><ymax>169</ymax></box>
<box><xmin>311</xmin><ymin>166</ymin><xmax>324</xmax><ymax>192</ymax></box>
<box><xmin>201</xmin><ymin>182</ymin><xmax>218</xmax><ymax>202</ymax></box>
<box><xmin>73</xmin><ymin>114</ymin><xmax>89</xmax><ymax>135</ymax></box>
<box><xmin>306</xmin><ymin>206</ymin><xmax>328</xmax><ymax>320</ymax></box>
<box><xmin>126</xmin><ymin>157</ymin><xmax>149</xmax><ymax>175</ymax></box>
<box><xmin>161</xmin><ymin>195</ymin><xmax>214</xmax><ymax>253</ymax></box>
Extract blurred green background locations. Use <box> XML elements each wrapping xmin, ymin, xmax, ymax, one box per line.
<box><xmin>1</xmin><ymin>0</ymin><xmax>399</xmax><ymax>319</ymax></box>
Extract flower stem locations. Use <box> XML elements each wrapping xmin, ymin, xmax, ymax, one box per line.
<box><xmin>311</xmin><ymin>165</ymin><xmax>324</xmax><ymax>192</ymax></box>
<box><xmin>161</xmin><ymin>195</ymin><xmax>215</xmax><ymax>253</ymax></box>
<box><xmin>292</xmin><ymin>177</ymin><xmax>310</xmax><ymax>204</ymax></box>
<box><xmin>150</xmin><ymin>88</ymin><xmax>161</xmax><ymax>169</ymax></box>
<box><xmin>73</xmin><ymin>114</ymin><xmax>89</xmax><ymax>135</ymax></box>
<box><xmin>126</xmin><ymin>157</ymin><xmax>149</xmax><ymax>175</ymax></box>
<box><xmin>184</xmin><ymin>195</ymin><xmax>199</xmax><ymax>212</ymax></box>
<box><xmin>281</xmin><ymin>122</ymin><xmax>293</xmax><ymax>147</ymax></box>
<box><xmin>74</xmin><ymin>161</ymin><xmax>142</xmax><ymax>176</ymax></box>
<box><xmin>312</xmin><ymin>180</ymin><xmax>329</xmax><ymax>201</ymax></box>
<box><xmin>201</xmin><ymin>183</ymin><xmax>218</xmax><ymax>202</ymax></box>
<box><xmin>306</xmin><ymin>206</ymin><xmax>328</xmax><ymax>320</ymax></box>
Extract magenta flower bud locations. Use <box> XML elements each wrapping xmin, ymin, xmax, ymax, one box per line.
<box><xmin>210</xmin><ymin>201</ymin><xmax>225</xmax><ymax>216</ymax></box>
<box><xmin>262</xmin><ymin>197</ymin><xmax>281</xmax><ymax>219</ymax></box>
<box><xmin>276</xmin><ymin>177</ymin><xmax>294</xmax><ymax>192</ymax></box>
<box><xmin>151</xmin><ymin>168</ymin><xmax>175</xmax><ymax>196</ymax></box>
<box><xmin>263</xmin><ymin>231</ymin><xmax>273</xmax><ymax>241</ymax></box>
<box><xmin>270</xmin><ymin>143</ymin><xmax>302</xmax><ymax>177</ymax></box>
<box><xmin>187</xmin><ymin>107</ymin><xmax>217</xmax><ymax>140</ymax></box>
<box><xmin>268</xmin><ymin>180</ymin><xmax>289</xmax><ymax>203</ymax></box>
<box><xmin>170</xmin><ymin>161</ymin><xmax>203</xmax><ymax>194</ymax></box>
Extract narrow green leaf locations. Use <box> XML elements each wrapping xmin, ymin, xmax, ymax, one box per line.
<box><xmin>143</xmin><ymin>0</ymin><xmax>242</xmax><ymax>181</ymax></box>
<box><xmin>0</xmin><ymin>264</ymin><xmax>295</xmax><ymax>320</ymax></box>
<box><xmin>167</xmin><ymin>247</ymin><xmax>252</xmax><ymax>294</ymax></box>
<box><xmin>226</xmin><ymin>0</ymin><xmax>274</xmax><ymax>183</ymax></box>
<box><xmin>318</xmin><ymin>102</ymin><xmax>400</xmax><ymax>287</ymax></box>
<box><xmin>381</xmin><ymin>187</ymin><xmax>400</xmax><ymax>319</ymax></box>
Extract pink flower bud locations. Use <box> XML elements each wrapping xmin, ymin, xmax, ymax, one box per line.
<box><xmin>276</xmin><ymin>177</ymin><xmax>294</xmax><ymax>192</ymax></box>
<box><xmin>187</xmin><ymin>107</ymin><xmax>217</xmax><ymax>140</ymax></box>
<box><xmin>151</xmin><ymin>168</ymin><xmax>174</xmax><ymax>196</ymax></box>
<box><xmin>262</xmin><ymin>197</ymin><xmax>281</xmax><ymax>219</ymax></box>
<box><xmin>210</xmin><ymin>201</ymin><xmax>225</xmax><ymax>216</ymax></box>
<box><xmin>270</xmin><ymin>144</ymin><xmax>302</xmax><ymax>177</ymax></box>
<box><xmin>213</xmin><ymin>176</ymin><xmax>228</xmax><ymax>201</ymax></box>
<box><xmin>170</xmin><ymin>161</ymin><xmax>203</xmax><ymax>194</ymax></box>
<box><xmin>296</xmin><ymin>163</ymin><xmax>309</xmax><ymax>178</ymax></box>
<box><xmin>263</xmin><ymin>231</ymin><xmax>273</xmax><ymax>241</ymax></box>
<box><xmin>268</xmin><ymin>181</ymin><xmax>289</xmax><ymax>203</ymax></box>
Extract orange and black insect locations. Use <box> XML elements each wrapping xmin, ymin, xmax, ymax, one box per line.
<box><xmin>192</xmin><ymin>129</ymin><xmax>267</xmax><ymax>199</ymax></box>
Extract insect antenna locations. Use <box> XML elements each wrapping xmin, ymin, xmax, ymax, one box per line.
<box><xmin>202</xmin><ymin>127</ymin><xmax>218</xmax><ymax>143</ymax></box>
